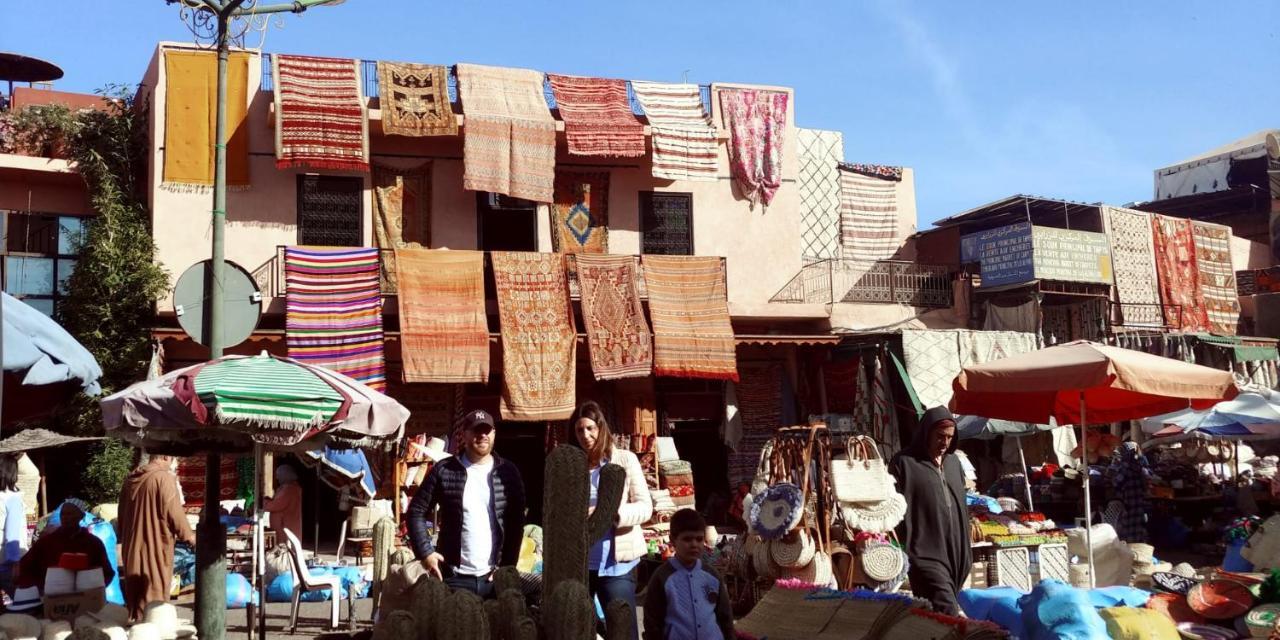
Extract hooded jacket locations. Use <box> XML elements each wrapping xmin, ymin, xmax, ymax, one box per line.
<box><xmin>888</xmin><ymin>406</ymin><xmax>971</xmax><ymax>614</ymax></box>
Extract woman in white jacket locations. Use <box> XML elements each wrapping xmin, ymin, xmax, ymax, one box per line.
<box><xmin>574</xmin><ymin>400</ymin><xmax>652</xmax><ymax>640</ymax></box>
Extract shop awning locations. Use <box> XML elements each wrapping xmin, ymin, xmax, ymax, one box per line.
<box><xmin>1194</xmin><ymin>333</ymin><xmax>1278</xmax><ymax>362</ymax></box>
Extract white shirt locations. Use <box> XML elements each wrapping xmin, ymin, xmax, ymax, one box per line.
<box><xmin>457</xmin><ymin>456</ymin><xmax>496</xmax><ymax>576</ymax></box>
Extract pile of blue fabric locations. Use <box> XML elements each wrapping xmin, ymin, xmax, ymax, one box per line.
<box><xmin>959</xmin><ymin>580</ymin><xmax>1151</xmax><ymax>639</ymax></box>
<box><xmin>266</xmin><ymin>566</ymin><xmax>370</xmax><ymax>602</ymax></box>
<box><xmin>173</xmin><ymin>543</ymin><xmax>196</xmax><ymax>587</ymax></box>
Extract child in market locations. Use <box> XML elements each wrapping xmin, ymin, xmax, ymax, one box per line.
<box><xmin>642</xmin><ymin>509</ymin><xmax>734</xmax><ymax>640</ymax></box>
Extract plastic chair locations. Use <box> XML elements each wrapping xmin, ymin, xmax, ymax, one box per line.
<box><xmin>283</xmin><ymin>528</ymin><xmax>342</xmax><ymax>633</ymax></box>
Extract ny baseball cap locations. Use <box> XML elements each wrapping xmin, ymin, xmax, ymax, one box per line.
<box><xmin>459</xmin><ymin>409</ymin><xmax>496</xmax><ymax>432</ymax></box>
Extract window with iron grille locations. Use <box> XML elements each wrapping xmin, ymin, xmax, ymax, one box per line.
<box><xmin>1</xmin><ymin>211</ymin><xmax>85</xmax><ymax>316</ymax></box>
<box><xmin>639</xmin><ymin>192</ymin><xmax>694</xmax><ymax>255</ymax></box>
<box><xmin>297</xmin><ymin>175</ymin><xmax>363</xmax><ymax>247</ymax></box>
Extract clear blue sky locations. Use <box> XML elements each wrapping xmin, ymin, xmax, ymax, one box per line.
<box><xmin>3</xmin><ymin>1</ymin><xmax>1276</xmax><ymax>225</ymax></box>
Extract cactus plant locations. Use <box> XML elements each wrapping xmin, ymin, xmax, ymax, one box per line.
<box><xmin>410</xmin><ymin>574</ymin><xmax>451</xmax><ymax>640</ymax></box>
<box><xmin>371</xmin><ymin>516</ymin><xmax>398</xmax><ymax>613</ymax></box>
<box><xmin>493</xmin><ymin>588</ymin><xmax>534</xmax><ymax>640</ymax></box>
<box><xmin>483</xmin><ymin>600</ymin><xmax>502</xmax><ymax>640</ymax></box>
<box><xmin>444</xmin><ymin>589</ymin><xmax>489</xmax><ymax>640</ymax></box>
<box><xmin>542</xmin><ymin>580</ymin><xmax>596</xmax><ymax>640</ymax></box>
<box><xmin>374</xmin><ymin>610</ymin><xmax>419</xmax><ymax>640</ymax></box>
<box><xmin>493</xmin><ymin>566</ymin><xmax>523</xmax><ymax>597</ymax></box>
<box><xmin>390</xmin><ymin>546</ymin><xmax>416</xmax><ymax>567</ymax></box>
<box><xmin>541</xmin><ymin>445</ymin><xmax>626</xmax><ymax>600</ymax></box>
<box><xmin>604</xmin><ymin>600</ymin><xmax>635</xmax><ymax>640</ymax></box>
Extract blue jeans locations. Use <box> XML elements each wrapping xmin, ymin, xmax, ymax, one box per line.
<box><xmin>589</xmin><ymin>570</ymin><xmax>638</xmax><ymax>640</ymax></box>
<box><xmin>444</xmin><ymin>569</ymin><xmax>495</xmax><ymax>599</ymax></box>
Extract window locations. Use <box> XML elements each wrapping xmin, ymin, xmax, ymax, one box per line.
<box><xmin>476</xmin><ymin>193</ymin><xmax>537</xmax><ymax>252</ymax></box>
<box><xmin>2</xmin><ymin>211</ymin><xmax>84</xmax><ymax>316</ymax></box>
<box><xmin>297</xmin><ymin>175</ymin><xmax>363</xmax><ymax>246</ymax></box>
<box><xmin>639</xmin><ymin>191</ymin><xmax>693</xmax><ymax>255</ymax></box>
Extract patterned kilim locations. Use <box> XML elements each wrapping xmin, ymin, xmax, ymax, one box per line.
<box><xmin>491</xmin><ymin>252</ymin><xmax>577</xmax><ymax>421</ymax></box>
<box><xmin>176</xmin><ymin>456</ymin><xmax>239</xmax><ymax>507</ymax></box>
<box><xmin>727</xmin><ymin>361</ymin><xmax>782</xmax><ymax>485</ymax></box>
<box><xmin>285</xmin><ymin>247</ymin><xmax>387</xmax><ymax>391</ymax></box>
<box><xmin>871</xmin><ymin>353</ymin><xmax>901</xmax><ymax>458</ymax></box>
<box><xmin>372</xmin><ymin>162</ymin><xmax>431</xmax><ymax>289</ymax></box>
<box><xmin>394</xmin><ymin>249</ymin><xmax>490</xmax><ymax>384</ymax></box>
<box><xmin>1103</xmin><ymin>206</ymin><xmax>1163</xmax><ymax>327</ymax></box>
<box><xmin>823</xmin><ymin>356</ymin><xmax>861</xmax><ymax>415</ymax></box>
<box><xmin>376</xmin><ymin>61</ymin><xmax>457</xmax><ymax>137</ymax></box>
<box><xmin>902</xmin><ymin>329</ymin><xmax>962</xmax><ymax>411</ymax></box>
<box><xmin>456</xmin><ymin>63</ymin><xmax>556</xmax><ymax>202</ymax></box>
<box><xmin>546</xmin><ymin>74</ymin><xmax>645</xmax><ymax>157</ymax></box>
<box><xmin>642</xmin><ymin>256</ymin><xmax>739</xmax><ymax>381</ymax></box>
<box><xmin>163</xmin><ymin>50</ymin><xmax>250</xmax><ymax>188</ymax></box>
<box><xmin>550</xmin><ymin>172</ymin><xmax>609</xmax><ymax>253</ymax></box>
<box><xmin>191</xmin><ymin>355</ymin><xmax>345</xmax><ymax>427</ymax></box>
<box><xmin>839</xmin><ymin>165</ymin><xmax>900</xmax><ymax>261</ymax></box>
<box><xmin>797</xmin><ymin>128</ymin><xmax>844</xmax><ymax>260</ymax></box>
<box><xmin>630</xmin><ymin>81</ymin><xmax>718</xmax><ymax>182</ymax></box>
<box><xmin>1191</xmin><ymin>220</ymin><xmax>1240</xmax><ymax>335</ymax></box>
<box><xmin>1152</xmin><ymin>214</ymin><xmax>1210</xmax><ymax>331</ymax></box>
<box><xmin>272</xmin><ymin>54</ymin><xmax>368</xmax><ymax>171</ymax></box>
<box><xmin>717</xmin><ymin>87</ymin><xmax>789</xmax><ymax>207</ymax></box>
<box><xmin>575</xmin><ymin>255</ymin><xmax>653</xmax><ymax>380</ymax></box>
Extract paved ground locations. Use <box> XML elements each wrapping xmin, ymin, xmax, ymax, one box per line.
<box><xmin>172</xmin><ymin>597</ymin><xmax>375</xmax><ymax>640</ymax></box>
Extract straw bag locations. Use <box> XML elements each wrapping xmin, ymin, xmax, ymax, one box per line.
<box><xmin>752</xmin><ymin>538</ymin><xmax>778</xmax><ymax>579</ymax></box>
<box><xmin>840</xmin><ymin>489</ymin><xmax>907</xmax><ymax>534</ymax></box>
<box><xmin>860</xmin><ymin>541</ymin><xmax>908</xmax><ymax>587</ymax></box>
<box><xmin>790</xmin><ymin>550</ymin><xmax>833</xmax><ymax>587</ymax></box>
<box><xmin>771</xmin><ymin>529</ymin><xmax>817</xmax><ymax>569</ymax></box>
<box><xmin>831</xmin><ymin>436</ymin><xmax>890</xmax><ymax>503</ymax></box>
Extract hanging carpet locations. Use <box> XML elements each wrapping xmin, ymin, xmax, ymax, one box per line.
<box><xmin>716</xmin><ymin>86</ymin><xmax>789</xmax><ymax>208</ymax></box>
<box><xmin>1191</xmin><ymin>220</ymin><xmax>1240</xmax><ymax>335</ymax></box>
<box><xmin>176</xmin><ymin>455</ymin><xmax>239</xmax><ymax>508</ymax></box>
<box><xmin>492</xmin><ymin>252</ymin><xmax>577</xmax><ymax>421</ymax></box>
<box><xmin>575</xmin><ymin>254</ymin><xmax>653</xmax><ymax>381</ymax></box>
<box><xmin>1102</xmin><ymin>206</ymin><xmax>1164</xmax><ymax>327</ymax></box>
<box><xmin>456</xmin><ymin>63</ymin><xmax>556</xmax><ymax>202</ymax></box>
<box><xmin>630</xmin><ymin>81</ymin><xmax>718</xmax><ymax>182</ymax></box>
<box><xmin>393</xmin><ymin>248</ymin><xmax>490</xmax><ymax>384</ymax></box>
<box><xmin>901</xmin><ymin>329</ymin><xmax>1038</xmax><ymax>410</ymax></box>
<box><xmin>642</xmin><ymin>255</ymin><xmax>738</xmax><ymax>381</ymax></box>
<box><xmin>550</xmin><ymin>172</ymin><xmax>609</xmax><ymax>253</ymax></box>
<box><xmin>839</xmin><ymin>164</ymin><xmax>901</xmax><ymax>261</ymax></box>
<box><xmin>272</xmin><ymin>54</ymin><xmax>368</xmax><ymax>171</ymax></box>
<box><xmin>284</xmin><ymin>246</ymin><xmax>386</xmax><ymax>392</ymax></box>
<box><xmin>796</xmin><ymin>128</ymin><xmax>844</xmax><ymax>260</ymax></box>
<box><xmin>1152</xmin><ymin>214</ymin><xmax>1209</xmax><ymax>332</ymax></box>
<box><xmin>371</xmin><ymin>162</ymin><xmax>432</xmax><ymax>289</ymax></box>
<box><xmin>376</xmin><ymin>61</ymin><xmax>457</xmax><ymax>137</ymax></box>
<box><xmin>162</xmin><ymin>49</ymin><xmax>250</xmax><ymax>188</ymax></box>
<box><xmin>727</xmin><ymin>360</ymin><xmax>783</xmax><ymax>487</ymax></box>
<box><xmin>546</xmin><ymin>74</ymin><xmax>645</xmax><ymax>157</ymax></box>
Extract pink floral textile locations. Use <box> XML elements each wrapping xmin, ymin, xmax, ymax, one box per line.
<box><xmin>717</xmin><ymin>87</ymin><xmax>788</xmax><ymax>207</ymax></box>
<box><xmin>1151</xmin><ymin>214</ymin><xmax>1210</xmax><ymax>332</ymax></box>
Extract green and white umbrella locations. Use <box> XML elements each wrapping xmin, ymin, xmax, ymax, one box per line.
<box><xmin>102</xmin><ymin>352</ymin><xmax>406</xmax><ymax>453</ymax></box>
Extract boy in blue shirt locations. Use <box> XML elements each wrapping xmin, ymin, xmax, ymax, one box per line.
<box><xmin>642</xmin><ymin>509</ymin><xmax>734</xmax><ymax>640</ymax></box>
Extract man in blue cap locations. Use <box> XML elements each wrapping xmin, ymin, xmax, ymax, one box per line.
<box><xmin>407</xmin><ymin>409</ymin><xmax>526</xmax><ymax>598</ymax></box>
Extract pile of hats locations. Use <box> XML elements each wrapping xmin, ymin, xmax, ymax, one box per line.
<box><xmin>0</xmin><ymin>601</ymin><xmax>192</xmax><ymax>640</ymax></box>
<box><xmin>1128</xmin><ymin>543</ymin><xmax>1173</xmax><ymax>589</ymax></box>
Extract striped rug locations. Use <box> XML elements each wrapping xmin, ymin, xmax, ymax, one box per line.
<box><xmin>631</xmin><ymin>81</ymin><xmax>718</xmax><ymax>182</ymax></box>
<box><xmin>547</xmin><ymin>74</ymin><xmax>645</xmax><ymax>157</ymax></box>
<box><xmin>284</xmin><ymin>247</ymin><xmax>387</xmax><ymax>391</ymax></box>
<box><xmin>838</xmin><ymin>164</ymin><xmax>901</xmax><ymax>261</ymax></box>
<box><xmin>492</xmin><ymin>252</ymin><xmax>577</xmax><ymax>421</ymax></box>
<box><xmin>394</xmin><ymin>248</ymin><xmax>490</xmax><ymax>384</ymax></box>
<box><xmin>1191</xmin><ymin>220</ymin><xmax>1240</xmax><ymax>335</ymax></box>
<box><xmin>272</xmin><ymin>54</ymin><xmax>369</xmax><ymax>171</ymax></box>
<box><xmin>642</xmin><ymin>255</ymin><xmax>738</xmax><ymax>381</ymax></box>
<box><xmin>456</xmin><ymin>63</ymin><xmax>556</xmax><ymax>202</ymax></box>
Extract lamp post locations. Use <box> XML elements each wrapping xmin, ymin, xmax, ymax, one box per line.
<box><xmin>164</xmin><ymin>2</ymin><xmax>345</xmax><ymax>637</ymax></box>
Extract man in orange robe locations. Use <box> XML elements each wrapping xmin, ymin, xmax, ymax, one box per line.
<box><xmin>118</xmin><ymin>455</ymin><xmax>196</xmax><ymax>621</ymax></box>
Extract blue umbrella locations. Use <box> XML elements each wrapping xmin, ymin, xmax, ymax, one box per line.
<box><xmin>3</xmin><ymin>292</ymin><xmax>102</xmax><ymax>424</ymax></box>
<box><xmin>299</xmin><ymin>446</ymin><xmax>376</xmax><ymax>504</ymax></box>
<box><xmin>1139</xmin><ymin>392</ymin><xmax>1280</xmax><ymax>444</ymax></box>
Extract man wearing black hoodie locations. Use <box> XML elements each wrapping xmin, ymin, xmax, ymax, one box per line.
<box><xmin>889</xmin><ymin>406</ymin><xmax>971</xmax><ymax>615</ymax></box>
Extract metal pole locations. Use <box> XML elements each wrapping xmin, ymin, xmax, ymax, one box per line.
<box><xmin>1016</xmin><ymin>436</ymin><xmax>1034</xmax><ymax>512</ymax></box>
<box><xmin>195</xmin><ymin>11</ymin><xmax>231</xmax><ymax>639</ymax></box>
<box><xmin>1080</xmin><ymin>394</ymin><xmax>1095</xmax><ymax>589</ymax></box>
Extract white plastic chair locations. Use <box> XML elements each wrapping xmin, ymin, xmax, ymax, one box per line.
<box><xmin>283</xmin><ymin>528</ymin><xmax>342</xmax><ymax>633</ymax></box>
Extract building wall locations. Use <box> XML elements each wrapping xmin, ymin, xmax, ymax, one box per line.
<box><xmin>143</xmin><ymin>43</ymin><xmax>862</xmax><ymax>322</ymax></box>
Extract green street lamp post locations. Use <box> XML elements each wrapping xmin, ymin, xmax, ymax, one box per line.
<box><xmin>164</xmin><ymin>2</ymin><xmax>345</xmax><ymax>637</ymax></box>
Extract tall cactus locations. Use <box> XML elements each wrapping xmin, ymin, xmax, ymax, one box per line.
<box><xmin>541</xmin><ymin>445</ymin><xmax>626</xmax><ymax>600</ymax></box>
<box><xmin>444</xmin><ymin>589</ymin><xmax>489</xmax><ymax>640</ymax></box>
<box><xmin>371</xmin><ymin>516</ymin><xmax>398</xmax><ymax>613</ymax></box>
<box><xmin>410</xmin><ymin>575</ymin><xmax>450</xmax><ymax>640</ymax></box>
<box><xmin>373</xmin><ymin>610</ymin><xmax>418</xmax><ymax>640</ymax></box>
<box><xmin>542</xmin><ymin>580</ymin><xmax>596</xmax><ymax>640</ymax></box>
<box><xmin>604</xmin><ymin>599</ymin><xmax>635</xmax><ymax>640</ymax></box>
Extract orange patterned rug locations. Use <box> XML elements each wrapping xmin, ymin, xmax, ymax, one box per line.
<box><xmin>642</xmin><ymin>255</ymin><xmax>739</xmax><ymax>381</ymax></box>
<box><xmin>394</xmin><ymin>249</ymin><xmax>490</xmax><ymax>383</ymax></box>
<box><xmin>576</xmin><ymin>255</ymin><xmax>653</xmax><ymax>380</ymax></box>
<box><xmin>551</xmin><ymin>172</ymin><xmax>609</xmax><ymax>253</ymax></box>
<box><xmin>492</xmin><ymin>252</ymin><xmax>577</xmax><ymax>420</ymax></box>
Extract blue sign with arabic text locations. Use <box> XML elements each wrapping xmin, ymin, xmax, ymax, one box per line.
<box><xmin>963</xmin><ymin>222</ymin><xmax>1035</xmax><ymax>288</ymax></box>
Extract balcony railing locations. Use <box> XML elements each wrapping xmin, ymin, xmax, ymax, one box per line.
<box><xmin>258</xmin><ymin>55</ymin><xmax>714</xmax><ymax>119</ymax></box>
<box><xmin>255</xmin><ymin>247</ymin><xmax>726</xmax><ymax>301</ymax></box>
<box><xmin>771</xmin><ymin>258</ymin><xmax>954</xmax><ymax>308</ymax></box>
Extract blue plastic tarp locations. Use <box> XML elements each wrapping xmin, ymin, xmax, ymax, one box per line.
<box><xmin>2</xmin><ymin>292</ymin><xmax>101</xmax><ymax>394</ymax></box>
<box><xmin>266</xmin><ymin>566</ymin><xmax>369</xmax><ymax>603</ymax></box>
<box><xmin>300</xmin><ymin>447</ymin><xmax>376</xmax><ymax>504</ymax></box>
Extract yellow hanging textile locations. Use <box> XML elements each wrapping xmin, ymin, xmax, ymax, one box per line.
<box><xmin>163</xmin><ymin>49</ymin><xmax>250</xmax><ymax>187</ymax></box>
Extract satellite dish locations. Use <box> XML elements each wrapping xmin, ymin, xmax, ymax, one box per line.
<box><xmin>172</xmin><ymin>260</ymin><xmax>262</xmax><ymax>349</ymax></box>
<box><xmin>1266</xmin><ymin>132</ymin><xmax>1280</xmax><ymax>162</ymax></box>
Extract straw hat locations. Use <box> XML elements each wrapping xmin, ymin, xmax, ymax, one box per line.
<box><xmin>126</xmin><ymin>624</ymin><xmax>164</xmax><ymax>640</ymax></box>
<box><xmin>1130</xmin><ymin>543</ymin><xmax>1155</xmax><ymax>565</ymax></box>
<box><xmin>0</xmin><ymin>613</ymin><xmax>42</xmax><ymax>640</ymax></box>
<box><xmin>749</xmin><ymin>483</ymin><xmax>804</xmax><ymax>541</ymax></box>
<box><xmin>142</xmin><ymin>603</ymin><xmax>195</xmax><ymax>640</ymax></box>
<box><xmin>1153</xmin><ymin>572</ymin><xmax>1198</xmax><ymax>596</ymax></box>
<box><xmin>1245</xmin><ymin>604</ymin><xmax>1280</xmax><ymax>638</ymax></box>
<box><xmin>40</xmin><ymin>620</ymin><xmax>72</xmax><ymax>640</ymax></box>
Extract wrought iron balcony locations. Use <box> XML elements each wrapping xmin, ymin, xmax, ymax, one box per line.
<box><xmin>771</xmin><ymin>258</ymin><xmax>953</xmax><ymax>308</ymax></box>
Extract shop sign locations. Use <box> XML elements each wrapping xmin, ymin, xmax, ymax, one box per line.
<box><xmin>1030</xmin><ymin>226</ymin><xmax>1113</xmax><ymax>284</ymax></box>
<box><xmin>964</xmin><ymin>222</ymin><xmax>1034</xmax><ymax>288</ymax></box>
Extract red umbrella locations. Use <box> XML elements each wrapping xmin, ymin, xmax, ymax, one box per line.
<box><xmin>952</xmin><ymin>340</ymin><xmax>1238</xmax><ymax>586</ymax></box>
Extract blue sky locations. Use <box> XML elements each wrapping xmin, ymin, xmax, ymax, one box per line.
<box><xmin>3</xmin><ymin>1</ymin><xmax>1276</xmax><ymax>225</ymax></box>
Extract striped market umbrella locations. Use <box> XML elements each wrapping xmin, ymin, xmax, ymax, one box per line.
<box><xmin>102</xmin><ymin>352</ymin><xmax>406</xmax><ymax>453</ymax></box>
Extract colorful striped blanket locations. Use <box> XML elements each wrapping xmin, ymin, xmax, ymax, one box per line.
<box><xmin>631</xmin><ymin>81</ymin><xmax>718</xmax><ymax>182</ymax></box>
<box><xmin>272</xmin><ymin>55</ymin><xmax>368</xmax><ymax>171</ymax></box>
<box><xmin>547</xmin><ymin>74</ymin><xmax>645</xmax><ymax>157</ymax></box>
<box><xmin>284</xmin><ymin>247</ymin><xmax>387</xmax><ymax>391</ymax></box>
<box><xmin>642</xmin><ymin>256</ymin><xmax>738</xmax><ymax>381</ymax></box>
<box><xmin>394</xmin><ymin>248</ymin><xmax>490</xmax><ymax>384</ymax></box>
